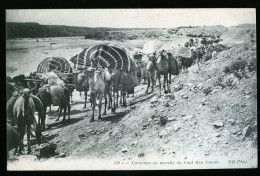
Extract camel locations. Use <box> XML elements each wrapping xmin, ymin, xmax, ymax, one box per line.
<box><xmin>37</xmin><ymin>84</ymin><xmax>71</xmax><ymax>128</ymax></box>
<box><xmin>148</xmin><ymin>50</ymin><xmax>179</xmax><ymax>96</ymax></box>
<box><xmin>191</xmin><ymin>46</ymin><xmax>206</xmax><ymax>66</ymax></box>
<box><xmin>7</xmin><ymin>123</ymin><xmax>19</xmax><ymax>159</ymax></box>
<box><xmin>7</xmin><ymin>91</ymin><xmax>45</xmax><ymax>132</ymax></box>
<box><xmin>13</xmin><ymin>88</ymin><xmax>42</xmax><ymax>154</ymax></box>
<box><xmin>83</xmin><ymin>67</ymin><xmax>106</xmax><ymax>122</ymax></box>
<box><xmin>73</xmin><ymin>70</ymin><xmax>89</xmax><ymax>109</ymax></box>
<box><xmin>148</xmin><ymin>51</ymin><xmax>170</xmax><ymax>96</ymax></box>
<box><xmin>6</xmin><ymin>80</ymin><xmax>18</xmax><ymax>103</ymax></box>
<box><xmin>137</xmin><ymin>60</ymin><xmax>155</xmax><ymax>93</ymax></box>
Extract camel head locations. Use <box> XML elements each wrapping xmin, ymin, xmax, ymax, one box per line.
<box><xmin>84</xmin><ymin>67</ymin><xmax>96</xmax><ymax>79</ymax></box>
<box><xmin>22</xmin><ymin>88</ymin><xmax>31</xmax><ymax>98</ymax></box>
<box><xmin>155</xmin><ymin>50</ymin><xmax>168</xmax><ymax>63</ymax></box>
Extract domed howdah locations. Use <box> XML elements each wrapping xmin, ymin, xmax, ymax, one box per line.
<box><xmin>70</xmin><ymin>44</ymin><xmax>133</xmax><ymax>72</ymax></box>
<box><xmin>37</xmin><ymin>57</ymin><xmax>73</xmax><ymax>74</ymax></box>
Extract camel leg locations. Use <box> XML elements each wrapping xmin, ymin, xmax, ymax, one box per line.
<box><xmin>55</xmin><ymin>107</ymin><xmax>62</xmax><ymax>121</ymax></box>
<box><xmin>119</xmin><ymin>91</ymin><xmax>123</xmax><ymax>105</ymax></box>
<box><xmin>18</xmin><ymin>121</ymin><xmax>25</xmax><ymax>154</ymax></box>
<box><xmin>98</xmin><ymin>94</ymin><xmax>103</xmax><ymax>121</ymax></box>
<box><xmin>112</xmin><ymin>90</ymin><xmax>116</xmax><ymax>113</ymax></box>
<box><xmin>158</xmin><ymin>74</ymin><xmax>161</xmax><ymax>97</ymax></box>
<box><xmin>48</xmin><ymin>106</ymin><xmax>52</xmax><ymax>115</ymax></box>
<box><xmin>151</xmin><ymin>72</ymin><xmax>155</xmax><ymax>91</ymax></box>
<box><xmin>103</xmin><ymin>94</ymin><xmax>107</xmax><ymax>115</ymax></box>
<box><xmin>62</xmin><ymin>105</ymin><xmax>67</xmax><ymax>123</ymax></box>
<box><xmin>168</xmin><ymin>74</ymin><xmax>172</xmax><ymax>93</ymax></box>
<box><xmin>146</xmin><ymin>78</ymin><xmax>150</xmax><ymax>93</ymax></box>
<box><xmin>83</xmin><ymin>91</ymin><xmax>87</xmax><ymax>109</ymax></box>
<box><xmin>42</xmin><ymin>105</ymin><xmax>47</xmax><ymax>131</ymax></box>
<box><xmin>90</xmin><ymin>93</ymin><xmax>96</xmax><ymax>122</ymax></box>
<box><xmin>122</xmin><ymin>91</ymin><xmax>127</xmax><ymax>107</ymax></box>
<box><xmin>67</xmin><ymin>103</ymin><xmax>71</xmax><ymax>122</ymax></box>
<box><xmin>27</xmin><ymin>123</ymin><xmax>31</xmax><ymax>154</ymax></box>
<box><xmin>116</xmin><ymin>91</ymin><xmax>119</xmax><ymax>107</ymax></box>
<box><xmin>108</xmin><ymin>92</ymin><xmax>112</xmax><ymax>109</ymax></box>
<box><xmin>70</xmin><ymin>92</ymin><xmax>73</xmax><ymax>103</ymax></box>
<box><xmin>163</xmin><ymin>74</ymin><xmax>168</xmax><ymax>94</ymax></box>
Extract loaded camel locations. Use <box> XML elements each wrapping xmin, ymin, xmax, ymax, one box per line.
<box><xmin>148</xmin><ymin>50</ymin><xmax>179</xmax><ymax>96</ymax></box>
<box><xmin>13</xmin><ymin>88</ymin><xmax>42</xmax><ymax>154</ymax></box>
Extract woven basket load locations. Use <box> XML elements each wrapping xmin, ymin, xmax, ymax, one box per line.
<box><xmin>70</xmin><ymin>45</ymin><xmax>134</xmax><ymax>72</ymax></box>
<box><xmin>37</xmin><ymin>57</ymin><xmax>73</xmax><ymax>74</ymax></box>
<box><xmin>37</xmin><ymin>57</ymin><xmax>74</xmax><ymax>84</ymax></box>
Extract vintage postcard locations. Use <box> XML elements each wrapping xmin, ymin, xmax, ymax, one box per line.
<box><xmin>6</xmin><ymin>8</ymin><xmax>257</xmax><ymax>170</ymax></box>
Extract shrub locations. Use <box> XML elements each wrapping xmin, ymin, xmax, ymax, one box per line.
<box><xmin>247</xmin><ymin>60</ymin><xmax>256</xmax><ymax>72</ymax></box>
<box><xmin>230</xmin><ymin>60</ymin><xmax>247</xmax><ymax>72</ymax></box>
<box><xmin>203</xmin><ymin>87</ymin><xmax>213</xmax><ymax>95</ymax></box>
<box><xmin>223</xmin><ymin>66</ymin><xmax>231</xmax><ymax>74</ymax></box>
<box><xmin>159</xmin><ymin>116</ymin><xmax>167</xmax><ymax>126</ymax></box>
<box><xmin>213</xmin><ymin>77</ymin><xmax>225</xmax><ymax>89</ymax></box>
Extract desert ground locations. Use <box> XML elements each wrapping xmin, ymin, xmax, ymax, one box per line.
<box><xmin>6</xmin><ymin>30</ymin><xmax>257</xmax><ymax>170</ymax></box>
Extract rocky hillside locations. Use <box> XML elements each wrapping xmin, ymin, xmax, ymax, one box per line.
<box><xmin>167</xmin><ymin>24</ymin><xmax>256</xmax><ymax>42</ymax></box>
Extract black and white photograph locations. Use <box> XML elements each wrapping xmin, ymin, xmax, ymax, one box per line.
<box><xmin>6</xmin><ymin>9</ymin><xmax>257</xmax><ymax>170</ymax></box>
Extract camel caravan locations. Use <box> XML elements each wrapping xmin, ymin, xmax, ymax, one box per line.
<box><xmin>6</xmin><ymin>38</ymin><xmax>228</xmax><ymax>158</ymax></box>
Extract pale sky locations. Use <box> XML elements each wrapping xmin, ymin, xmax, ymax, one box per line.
<box><xmin>6</xmin><ymin>9</ymin><xmax>256</xmax><ymax>28</ymax></box>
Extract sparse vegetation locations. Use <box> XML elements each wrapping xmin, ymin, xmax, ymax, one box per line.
<box><xmin>203</xmin><ymin>87</ymin><xmax>213</xmax><ymax>95</ymax></box>
<box><xmin>159</xmin><ymin>116</ymin><xmax>167</xmax><ymax>126</ymax></box>
<box><xmin>223</xmin><ymin>59</ymin><xmax>255</xmax><ymax>79</ymax></box>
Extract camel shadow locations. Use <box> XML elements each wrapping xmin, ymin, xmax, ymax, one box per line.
<box><xmin>71</xmin><ymin>101</ymin><xmax>87</xmax><ymax>106</ymax></box>
<box><xmin>69</xmin><ymin>108</ymin><xmax>92</xmax><ymax>116</ymax></box>
<box><xmin>30</xmin><ymin>133</ymin><xmax>59</xmax><ymax>146</ymax></box>
<box><xmin>45</xmin><ymin>117</ymin><xmax>84</xmax><ymax>131</ymax></box>
<box><xmin>130</xmin><ymin>92</ymin><xmax>156</xmax><ymax>105</ymax></box>
<box><xmin>102</xmin><ymin>111</ymin><xmax>128</xmax><ymax>123</ymax></box>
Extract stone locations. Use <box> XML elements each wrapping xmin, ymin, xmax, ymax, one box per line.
<box><xmin>122</xmin><ymin>147</ymin><xmax>128</xmax><ymax>153</ymax></box>
<box><xmin>213</xmin><ymin>122</ymin><xmax>224</xmax><ymax>128</ymax></box>
<box><xmin>151</xmin><ymin>96</ymin><xmax>158</xmax><ymax>103</ymax></box>
<box><xmin>59</xmin><ymin>153</ymin><xmax>66</xmax><ymax>158</ymax></box>
<box><xmin>167</xmin><ymin>117</ymin><xmax>176</xmax><ymax>122</ymax></box>
<box><xmin>244</xmin><ymin>95</ymin><xmax>251</xmax><ymax>99</ymax></box>
<box><xmin>164</xmin><ymin>102</ymin><xmax>170</xmax><ymax>107</ymax></box>
<box><xmin>228</xmin><ymin>119</ymin><xmax>235</xmax><ymax>125</ymax></box>
<box><xmin>159</xmin><ymin>130</ymin><xmax>168</xmax><ymax>138</ymax></box>
<box><xmin>182</xmin><ymin>95</ymin><xmax>188</xmax><ymax>99</ymax></box>
<box><xmin>79</xmin><ymin>134</ymin><xmax>86</xmax><ymax>138</ymax></box>
<box><xmin>242</xmin><ymin>125</ymin><xmax>251</xmax><ymax>139</ymax></box>
<box><xmin>230</xmin><ymin>127</ymin><xmax>240</xmax><ymax>134</ymax></box>
<box><xmin>215</xmin><ymin>133</ymin><xmax>221</xmax><ymax>137</ymax></box>
<box><xmin>173</xmin><ymin>123</ymin><xmax>181</xmax><ymax>132</ymax></box>
<box><xmin>183</xmin><ymin>115</ymin><xmax>194</xmax><ymax>121</ymax></box>
<box><xmin>211</xmin><ymin>89</ymin><xmax>219</xmax><ymax>94</ymax></box>
<box><xmin>131</xmin><ymin>141</ymin><xmax>138</xmax><ymax>147</ymax></box>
